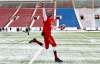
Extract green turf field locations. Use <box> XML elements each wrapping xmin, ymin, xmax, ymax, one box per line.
<box><xmin>0</xmin><ymin>31</ymin><xmax>100</xmax><ymax>64</ymax></box>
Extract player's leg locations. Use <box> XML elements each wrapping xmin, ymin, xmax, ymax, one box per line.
<box><xmin>27</xmin><ymin>31</ymin><xmax>29</xmax><ymax>35</ymax></box>
<box><xmin>49</xmin><ymin>35</ymin><xmax>56</xmax><ymax>47</ymax></box>
<box><xmin>29</xmin><ymin>38</ymin><xmax>43</xmax><ymax>46</ymax></box>
<box><xmin>53</xmin><ymin>48</ymin><xmax>63</xmax><ymax>62</ymax></box>
<box><xmin>49</xmin><ymin>35</ymin><xmax>63</xmax><ymax>62</ymax></box>
<box><xmin>43</xmin><ymin>34</ymin><xmax>50</xmax><ymax>49</ymax></box>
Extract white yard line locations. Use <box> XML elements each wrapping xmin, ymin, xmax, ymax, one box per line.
<box><xmin>28</xmin><ymin>47</ymin><xmax>43</xmax><ymax>64</ymax></box>
<box><xmin>79</xmin><ymin>34</ymin><xmax>97</xmax><ymax>43</ymax></box>
<box><xmin>79</xmin><ymin>34</ymin><xmax>90</xmax><ymax>39</ymax></box>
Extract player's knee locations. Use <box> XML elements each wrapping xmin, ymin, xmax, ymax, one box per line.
<box><xmin>45</xmin><ymin>47</ymin><xmax>49</xmax><ymax>49</ymax></box>
<box><xmin>52</xmin><ymin>43</ymin><xmax>57</xmax><ymax>47</ymax></box>
<box><xmin>45</xmin><ymin>45</ymin><xmax>49</xmax><ymax>49</ymax></box>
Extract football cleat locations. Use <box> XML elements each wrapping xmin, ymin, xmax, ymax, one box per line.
<box><xmin>55</xmin><ymin>58</ymin><xmax>63</xmax><ymax>63</ymax></box>
<box><xmin>29</xmin><ymin>38</ymin><xmax>43</xmax><ymax>46</ymax></box>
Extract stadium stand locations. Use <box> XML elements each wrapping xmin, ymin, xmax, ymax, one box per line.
<box><xmin>9</xmin><ymin>15</ymin><xmax>32</xmax><ymax>27</ymax></box>
<box><xmin>16</xmin><ymin>8</ymin><xmax>34</xmax><ymax>16</ymax></box>
<box><xmin>1</xmin><ymin>1</ymin><xmax>100</xmax><ymax>31</ymax></box>
<box><xmin>0</xmin><ymin>8</ymin><xmax>17</xmax><ymax>27</ymax></box>
<box><xmin>56</xmin><ymin>8</ymin><xmax>80</xmax><ymax>29</ymax></box>
<box><xmin>95</xmin><ymin>8</ymin><xmax>100</xmax><ymax>28</ymax></box>
<box><xmin>76</xmin><ymin>8</ymin><xmax>96</xmax><ymax>30</ymax></box>
<box><xmin>32</xmin><ymin>8</ymin><xmax>44</xmax><ymax>27</ymax></box>
<box><xmin>32</xmin><ymin>8</ymin><xmax>55</xmax><ymax>27</ymax></box>
<box><xmin>0</xmin><ymin>8</ymin><xmax>16</xmax><ymax>15</ymax></box>
<box><xmin>0</xmin><ymin>16</ymin><xmax>10</xmax><ymax>27</ymax></box>
<box><xmin>9</xmin><ymin>8</ymin><xmax>34</xmax><ymax>27</ymax></box>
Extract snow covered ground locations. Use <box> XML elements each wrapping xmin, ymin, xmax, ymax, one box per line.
<box><xmin>0</xmin><ymin>32</ymin><xmax>100</xmax><ymax>64</ymax></box>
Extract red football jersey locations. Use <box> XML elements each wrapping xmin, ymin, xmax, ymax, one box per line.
<box><xmin>43</xmin><ymin>17</ymin><xmax>54</xmax><ymax>34</ymax></box>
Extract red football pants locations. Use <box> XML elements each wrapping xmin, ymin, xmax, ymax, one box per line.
<box><xmin>43</xmin><ymin>33</ymin><xmax>57</xmax><ymax>49</ymax></box>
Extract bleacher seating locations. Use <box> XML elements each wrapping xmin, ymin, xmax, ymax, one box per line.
<box><xmin>16</xmin><ymin>8</ymin><xmax>34</xmax><ymax>16</ymax></box>
<box><xmin>0</xmin><ymin>8</ymin><xmax>17</xmax><ymax>27</ymax></box>
<box><xmin>96</xmin><ymin>20</ymin><xmax>100</xmax><ymax>27</ymax></box>
<box><xmin>76</xmin><ymin>8</ymin><xmax>95</xmax><ymax>28</ymax></box>
<box><xmin>56</xmin><ymin>8</ymin><xmax>80</xmax><ymax>29</ymax></box>
<box><xmin>9</xmin><ymin>16</ymin><xmax>32</xmax><ymax>27</ymax></box>
<box><xmin>9</xmin><ymin>8</ymin><xmax>34</xmax><ymax>27</ymax></box>
<box><xmin>32</xmin><ymin>8</ymin><xmax>55</xmax><ymax>27</ymax></box>
<box><xmin>32</xmin><ymin>8</ymin><xmax>44</xmax><ymax>27</ymax></box>
<box><xmin>0</xmin><ymin>16</ymin><xmax>10</xmax><ymax>27</ymax></box>
<box><xmin>95</xmin><ymin>8</ymin><xmax>100</xmax><ymax>28</ymax></box>
<box><xmin>0</xmin><ymin>8</ymin><xmax>16</xmax><ymax>16</ymax></box>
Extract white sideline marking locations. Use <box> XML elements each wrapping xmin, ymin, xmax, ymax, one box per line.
<box><xmin>28</xmin><ymin>47</ymin><xmax>43</xmax><ymax>64</ymax></box>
